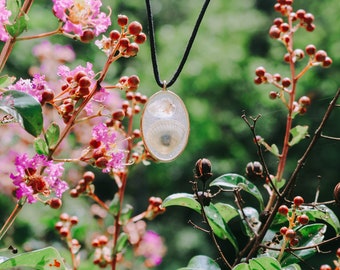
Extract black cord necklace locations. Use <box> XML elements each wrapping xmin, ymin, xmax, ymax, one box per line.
<box><xmin>145</xmin><ymin>0</ymin><xmax>211</xmax><ymax>88</ymax></box>
<box><xmin>141</xmin><ymin>0</ymin><xmax>211</xmax><ymax>162</ymax></box>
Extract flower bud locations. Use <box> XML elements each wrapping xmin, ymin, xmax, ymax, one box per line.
<box><xmin>194</xmin><ymin>158</ymin><xmax>212</xmax><ymax>182</ymax></box>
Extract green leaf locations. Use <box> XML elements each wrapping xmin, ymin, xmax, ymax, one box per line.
<box><xmin>0</xmin><ymin>90</ymin><xmax>43</xmax><ymax>137</ymax></box>
<box><xmin>177</xmin><ymin>255</ymin><xmax>221</xmax><ymax>270</ymax></box>
<box><xmin>281</xmin><ymin>223</ymin><xmax>326</xmax><ymax>266</ymax></box>
<box><xmin>0</xmin><ymin>247</ymin><xmax>66</xmax><ymax>269</ymax></box>
<box><xmin>270</xmin><ymin>144</ymin><xmax>280</xmax><ymax>156</ymax></box>
<box><xmin>45</xmin><ymin>123</ymin><xmax>60</xmax><ymax>148</ymax></box>
<box><xmin>162</xmin><ymin>193</ymin><xmax>201</xmax><ymax>213</ymax></box>
<box><xmin>210</xmin><ymin>174</ymin><xmax>264</xmax><ymax>210</ymax></box>
<box><xmin>205</xmin><ymin>203</ymin><xmax>239</xmax><ymax>252</ymax></box>
<box><xmin>109</xmin><ymin>193</ymin><xmax>120</xmax><ymax>215</ymax></box>
<box><xmin>0</xmin><ymin>75</ymin><xmax>16</xmax><ymax>88</ymax></box>
<box><xmin>120</xmin><ymin>204</ymin><xmax>133</xmax><ymax>225</ymax></box>
<box><xmin>115</xmin><ymin>232</ymin><xmax>129</xmax><ymax>253</ymax></box>
<box><xmin>289</xmin><ymin>125</ymin><xmax>309</xmax><ymax>146</ymax></box>
<box><xmin>232</xmin><ymin>257</ymin><xmax>281</xmax><ymax>270</ymax></box>
<box><xmin>301</xmin><ymin>205</ymin><xmax>340</xmax><ymax>234</ymax></box>
<box><xmin>214</xmin><ymin>202</ymin><xmax>240</xmax><ymax>224</ymax></box>
<box><xmin>6</xmin><ymin>14</ymin><xmax>29</xmax><ymax>38</ymax></box>
<box><xmin>34</xmin><ymin>138</ymin><xmax>49</xmax><ymax>155</ymax></box>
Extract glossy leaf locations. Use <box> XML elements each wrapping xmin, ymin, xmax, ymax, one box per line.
<box><xmin>210</xmin><ymin>174</ymin><xmax>264</xmax><ymax>210</ymax></box>
<box><xmin>270</xmin><ymin>144</ymin><xmax>280</xmax><ymax>156</ymax></box>
<box><xmin>177</xmin><ymin>255</ymin><xmax>221</xmax><ymax>270</ymax></box>
<box><xmin>0</xmin><ymin>90</ymin><xmax>43</xmax><ymax>137</ymax></box>
<box><xmin>109</xmin><ymin>193</ymin><xmax>120</xmax><ymax>215</ymax></box>
<box><xmin>302</xmin><ymin>205</ymin><xmax>340</xmax><ymax>234</ymax></box>
<box><xmin>162</xmin><ymin>193</ymin><xmax>201</xmax><ymax>213</ymax></box>
<box><xmin>0</xmin><ymin>247</ymin><xmax>66</xmax><ymax>269</ymax></box>
<box><xmin>289</xmin><ymin>125</ymin><xmax>309</xmax><ymax>146</ymax></box>
<box><xmin>232</xmin><ymin>257</ymin><xmax>281</xmax><ymax>270</ymax></box>
<box><xmin>205</xmin><ymin>204</ymin><xmax>239</xmax><ymax>252</ymax></box>
<box><xmin>45</xmin><ymin>123</ymin><xmax>60</xmax><ymax>148</ymax></box>
<box><xmin>214</xmin><ymin>202</ymin><xmax>240</xmax><ymax>224</ymax></box>
<box><xmin>6</xmin><ymin>0</ymin><xmax>28</xmax><ymax>38</ymax></box>
<box><xmin>281</xmin><ymin>224</ymin><xmax>326</xmax><ymax>266</ymax></box>
<box><xmin>34</xmin><ymin>138</ymin><xmax>49</xmax><ymax>156</ymax></box>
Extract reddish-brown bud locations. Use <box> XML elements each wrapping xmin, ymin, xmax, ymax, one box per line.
<box><xmin>128</xmin><ymin>21</ymin><xmax>143</xmax><ymax>35</ymax></box>
<box><xmin>117</xmin><ymin>15</ymin><xmax>128</xmax><ymax>27</ymax></box>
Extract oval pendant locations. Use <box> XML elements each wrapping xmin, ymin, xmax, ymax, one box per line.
<box><xmin>141</xmin><ymin>90</ymin><xmax>190</xmax><ymax>162</ymax></box>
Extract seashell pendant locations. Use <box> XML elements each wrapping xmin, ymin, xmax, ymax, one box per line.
<box><xmin>141</xmin><ymin>89</ymin><xmax>190</xmax><ymax>162</ymax></box>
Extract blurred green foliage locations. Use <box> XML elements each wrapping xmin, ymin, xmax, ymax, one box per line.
<box><xmin>1</xmin><ymin>0</ymin><xmax>340</xmax><ymax>269</ymax></box>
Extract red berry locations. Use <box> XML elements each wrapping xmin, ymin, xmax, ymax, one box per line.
<box><xmin>285</xmin><ymin>229</ymin><xmax>296</xmax><ymax>239</ymax></box>
<box><xmin>306</xmin><ymin>23</ymin><xmax>315</xmax><ymax>32</ymax></box>
<box><xmin>59</xmin><ymin>227</ymin><xmax>69</xmax><ymax>237</ymax></box>
<box><xmin>290</xmin><ymin>237</ymin><xmax>299</xmax><ymax>246</ymax></box>
<box><xmin>95</xmin><ymin>157</ymin><xmax>109</xmax><ymax>168</ymax></box>
<box><xmin>336</xmin><ymin>247</ymin><xmax>340</xmax><ymax>258</ymax></box>
<box><xmin>315</xmin><ymin>50</ymin><xmax>327</xmax><ymax>62</ymax></box>
<box><xmin>70</xmin><ymin>216</ymin><xmax>79</xmax><ymax>225</ymax></box>
<box><xmin>283</xmin><ymin>53</ymin><xmax>290</xmax><ymax>63</ymax></box>
<box><xmin>55</xmin><ymin>221</ymin><xmax>64</xmax><ymax>231</ymax></box>
<box><xmin>273</xmin><ymin>18</ymin><xmax>283</xmax><ymax>27</ymax></box>
<box><xmin>89</xmin><ymin>139</ymin><xmax>101</xmax><ymax>149</ymax></box>
<box><xmin>269</xmin><ymin>25</ymin><xmax>281</xmax><ymax>39</ymax></box>
<box><xmin>70</xmin><ymin>189</ymin><xmax>79</xmax><ymax>198</ymax></box>
<box><xmin>126</xmin><ymin>43</ymin><xmax>139</xmax><ymax>57</ymax></box>
<box><xmin>80</xmin><ymin>29</ymin><xmax>95</xmax><ymax>43</ymax></box>
<box><xmin>293</xmin><ymin>196</ymin><xmax>304</xmax><ymax>206</ymax></box>
<box><xmin>98</xmin><ymin>235</ymin><xmax>108</xmax><ymax>245</ymax></box>
<box><xmin>254</xmin><ymin>77</ymin><xmax>262</xmax><ymax>85</ymax></box>
<box><xmin>117</xmin><ymin>14</ymin><xmax>128</xmax><ymax>27</ymax></box>
<box><xmin>135</xmin><ymin>33</ymin><xmax>147</xmax><ymax>44</ymax></box>
<box><xmin>83</xmin><ymin>171</ymin><xmax>95</xmax><ymax>183</ymax></box>
<box><xmin>297</xmin><ymin>214</ymin><xmax>309</xmax><ymax>225</ymax></box>
<box><xmin>255</xmin><ymin>66</ymin><xmax>266</xmax><ymax>77</ymax></box>
<box><xmin>60</xmin><ymin>213</ymin><xmax>70</xmax><ymax>222</ymax></box>
<box><xmin>305</xmin><ymin>44</ymin><xmax>316</xmax><ymax>55</ymax></box>
<box><xmin>78</xmin><ymin>76</ymin><xmax>91</xmax><ymax>88</ymax></box>
<box><xmin>296</xmin><ymin>9</ymin><xmax>306</xmax><ymax>19</ymax></box>
<box><xmin>322</xmin><ymin>57</ymin><xmax>333</xmax><ymax>68</ymax></box>
<box><xmin>269</xmin><ymin>91</ymin><xmax>278</xmax><ymax>100</ymax></box>
<box><xmin>298</xmin><ymin>96</ymin><xmax>311</xmax><ymax>106</ymax></box>
<box><xmin>278</xmin><ymin>205</ymin><xmax>289</xmax><ymax>216</ymax></box>
<box><xmin>320</xmin><ymin>265</ymin><xmax>332</xmax><ymax>270</ymax></box>
<box><xmin>41</xmin><ymin>89</ymin><xmax>55</xmax><ymax>102</ymax></box>
<box><xmin>280</xmin><ymin>23</ymin><xmax>289</xmax><ymax>33</ymax></box>
<box><xmin>280</xmin><ymin>226</ymin><xmax>288</xmax><ymax>235</ymax></box>
<box><xmin>49</xmin><ymin>198</ymin><xmax>62</xmax><ymax>209</ymax></box>
<box><xmin>127</xmin><ymin>21</ymin><xmax>143</xmax><ymax>36</ymax></box>
<box><xmin>119</xmin><ymin>38</ymin><xmax>130</xmax><ymax>49</ymax></box>
<box><xmin>112</xmin><ymin>109</ymin><xmax>125</xmax><ymax>121</ymax></box>
<box><xmin>282</xmin><ymin>77</ymin><xmax>291</xmax><ymax>88</ymax></box>
<box><xmin>127</xmin><ymin>75</ymin><xmax>140</xmax><ymax>88</ymax></box>
<box><xmin>303</xmin><ymin>13</ymin><xmax>314</xmax><ymax>24</ymax></box>
<box><xmin>109</xmin><ymin>30</ymin><xmax>120</xmax><ymax>40</ymax></box>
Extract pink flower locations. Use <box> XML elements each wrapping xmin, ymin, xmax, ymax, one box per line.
<box><xmin>10</xmin><ymin>153</ymin><xmax>68</xmax><ymax>203</ymax></box>
<box><xmin>135</xmin><ymin>231</ymin><xmax>166</xmax><ymax>267</ymax></box>
<box><xmin>52</xmin><ymin>0</ymin><xmax>111</xmax><ymax>37</ymax></box>
<box><xmin>8</xmin><ymin>74</ymin><xmax>50</xmax><ymax>102</ymax></box>
<box><xmin>91</xmin><ymin>123</ymin><xmax>125</xmax><ymax>173</ymax></box>
<box><xmin>0</xmin><ymin>0</ymin><xmax>12</xmax><ymax>42</ymax></box>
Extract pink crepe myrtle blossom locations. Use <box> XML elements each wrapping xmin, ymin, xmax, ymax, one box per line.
<box><xmin>90</xmin><ymin>123</ymin><xmax>125</xmax><ymax>173</ymax></box>
<box><xmin>52</xmin><ymin>0</ymin><xmax>111</xmax><ymax>37</ymax></box>
<box><xmin>135</xmin><ymin>230</ymin><xmax>166</xmax><ymax>267</ymax></box>
<box><xmin>10</xmin><ymin>153</ymin><xmax>68</xmax><ymax>203</ymax></box>
<box><xmin>0</xmin><ymin>0</ymin><xmax>12</xmax><ymax>42</ymax></box>
<box><xmin>8</xmin><ymin>74</ymin><xmax>51</xmax><ymax>103</ymax></box>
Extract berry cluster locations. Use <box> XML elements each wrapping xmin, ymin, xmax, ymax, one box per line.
<box><xmin>96</xmin><ymin>15</ymin><xmax>147</xmax><ymax>57</ymax></box>
<box><xmin>55</xmin><ymin>213</ymin><xmax>81</xmax><ymax>255</ymax></box>
<box><xmin>91</xmin><ymin>235</ymin><xmax>112</xmax><ymax>268</ymax></box>
<box><xmin>277</xmin><ymin>196</ymin><xmax>309</xmax><ymax>247</ymax></box>
<box><xmin>70</xmin><ymin>171</ymin><xmax>95</xmax><ymax>198</ymax></box>
<box><xmin>57</xmin><ymin>71</ymin><xmax>94</xmax><ymax>123</ymax></box>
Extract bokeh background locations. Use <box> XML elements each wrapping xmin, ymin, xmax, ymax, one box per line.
<box><xmin>1</xmin><ymin>0</ymin><xmax>340</xmax><ymax>269</ymax></box>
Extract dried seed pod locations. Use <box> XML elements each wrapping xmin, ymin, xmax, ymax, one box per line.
<box><xmin>194</xmin><ymin>158</ymin><xmax>212</xmax><ymax>182</ymax></box>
